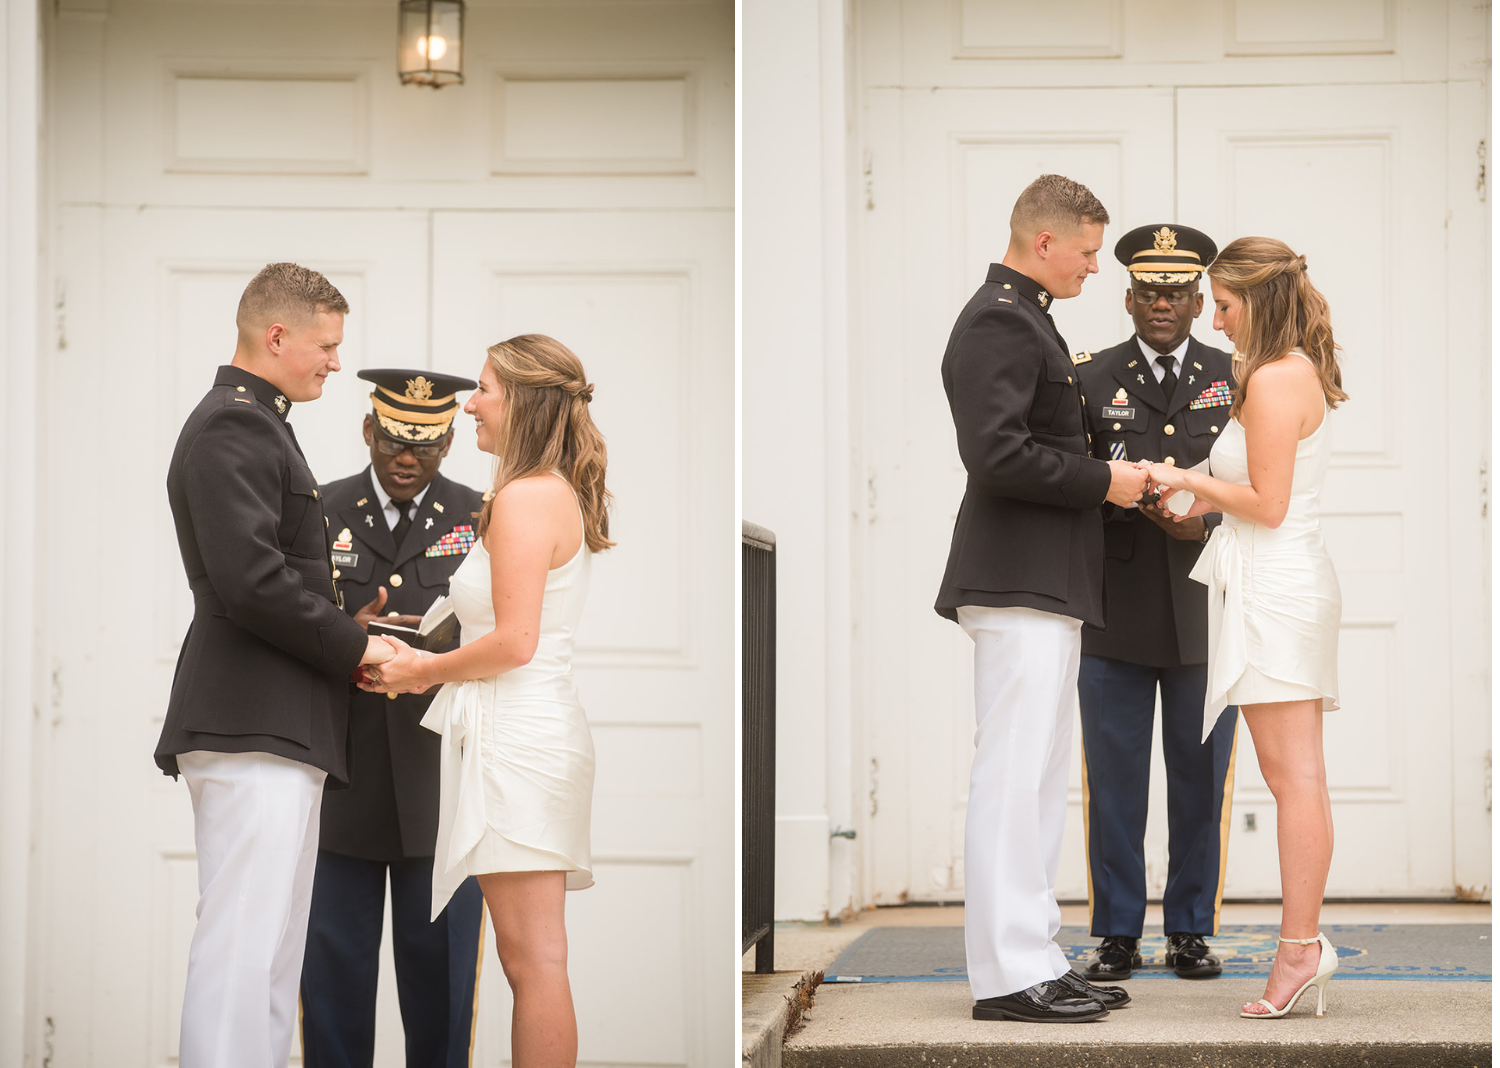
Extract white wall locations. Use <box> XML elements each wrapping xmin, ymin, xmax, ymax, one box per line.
<box><xmin>742</xmin><ymin>0</ymin><xmax>859</xmax><ymax>921</ymax></box>
<box><xmin>0</xmin><ymin>2</ymin><xmax>40</xmax><ymax>1065</ymax></box>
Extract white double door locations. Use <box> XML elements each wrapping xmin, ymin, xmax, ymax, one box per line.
<box><xmin>42</xmin><ymin>205</ymin><xmax>731</xmax><ymax>1066</ymax></box>
<box><xmin>861</xmin><ymin>82</ymin><xmax>1482</xmax><ymax>905</ymax></box>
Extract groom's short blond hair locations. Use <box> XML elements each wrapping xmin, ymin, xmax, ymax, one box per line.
<box><xmin>236</xmin><ymin>262</ymin><xmax>349</xmax><ymax>344</ymax></box>
<box><xmin>1009</xmin><ymin>174</ymin><xmax>1109</xmax><ymax>242</ymax></box>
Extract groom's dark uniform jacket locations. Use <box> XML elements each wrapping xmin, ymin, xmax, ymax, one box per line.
<box><xmin>934</xmin><ymin>263</ymin><xmax>1114</xmax><ymax>626</ymax></box>
<box><xmin>155</xmin><ymin>365</ymin><xmax>367</xmax><ymax>784</ymax></box>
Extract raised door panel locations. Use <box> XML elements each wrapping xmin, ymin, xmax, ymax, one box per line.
<box><xmin>91</xmin><ymin>1</ymin><xmax>732</xmax><ymax>211</ymax></box>
<box><xmin>874</xmin><ymin>0</ymin><xmax>1445</xmax><ymax>90</ymax></box>
<box><xmin>1177</xmin><ymin>83</ymin><xmax>1454</xmax><ymax>896</ymax></box>
<box><xmin>43</xmin><ymin>205</ymin><xmax>429</xmax><ymax>1066</ymax></box>
<box><xmin>429</xmin><ymin>209</ymin><xmax>731</xmax><ymax>1066</ymax></box>
<box><xmin>862</xmin><ymin>87</ymin><xmax>1175</xmax><ymax>903</ymax></box>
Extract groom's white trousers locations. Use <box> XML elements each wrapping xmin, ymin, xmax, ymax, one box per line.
<box><xmin>176</xmin><ymin>750</ymin><xmax>326</xmax><ymax>1068</ymax></box>
<box><xmin>958</xmin><ymin>605</ymin><xmax>1080</xmax><ymax>1000</ymax></box>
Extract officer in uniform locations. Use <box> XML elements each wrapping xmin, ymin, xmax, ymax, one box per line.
<box><xmin>300</xmin><ymin>369</ymin><xmax>487</xmax><ymax>1068</ymax></box>
<box><xmin>1073</xmin><ymin>224</ymin><xmax>1240</xmax><ymax>981</ymax></box>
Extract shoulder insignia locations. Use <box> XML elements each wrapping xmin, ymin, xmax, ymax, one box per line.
<box><xmin>233</xmin><ymin>397</ymin><xmax>252</xmax><ymax>404</ymax></box>
<box><xmin>996</xmin><ymin>297</ymin><xmax>1013</xmax><ymax>304</ymax></box>
<box><xmin>1071</xmin><ymin>350</ymin><xmax>1092</xmax><ymax>365</ymax></box>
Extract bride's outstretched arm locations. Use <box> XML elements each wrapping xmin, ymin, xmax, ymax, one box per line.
<box><xmin>1151</xmin><ymin>360</ymin><xmax>1314</xmax><ymax>530</ymax></box>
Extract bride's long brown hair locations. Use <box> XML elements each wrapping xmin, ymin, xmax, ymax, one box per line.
<box><xmin>1207</xmin><ymin>236</ymin><xmax>1348</xmax><ymax>419</ymax></box>
<box><xmin>476</xmin><ymin>333</ymin><xmax>614</xmax><ymax>552</ymax></box>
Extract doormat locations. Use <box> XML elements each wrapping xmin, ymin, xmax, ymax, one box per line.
<box><xmin>822</xmin><ymin>925</ymin><xmax>1491</xmax><ymax>982</ymax></box>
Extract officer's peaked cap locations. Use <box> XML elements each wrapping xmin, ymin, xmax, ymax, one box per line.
<box><xmin>358</xmin><ymin>368</ymin><xmax>477</xmax><ymax>443</ymax></box>
<box><xmin>1114</xmin><ymin>224</ymin><xmax>1217</xmax><ymax>286</ymax></box>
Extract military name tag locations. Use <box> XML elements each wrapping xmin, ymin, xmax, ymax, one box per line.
<box><xmin>331</xmin><ymin>551</ymin><xmax>359</xmax><ymax>568</ymax></box>
<box><xmin>1102</xmin><ymin>406</ymin><xmax>1135</xmax><ymax>419</ymax></box>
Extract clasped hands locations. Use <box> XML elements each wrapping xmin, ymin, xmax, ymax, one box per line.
<box><xmin>1105</xmin><ymin>459</ymin><xmax>1213</xmax><ymax>539</ymax></box>
<box><xmin>351</xmin><ymin>586</ymin><xmax>433</xmax><ymax>695</ymax></box>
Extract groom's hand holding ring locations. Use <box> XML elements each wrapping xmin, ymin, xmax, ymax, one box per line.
<box><xmin>1105</xmin><ymin>459</ymin><xmax>1150</xmax><ymax>506</ymax></box>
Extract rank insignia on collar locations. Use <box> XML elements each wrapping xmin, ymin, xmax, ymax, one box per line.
<box><xmin>1113</xmin><ymin>387</ymin><xmax>1129</xmax><ymax>404</ymax></box>
<box><xmin>433</xmin><ymin>501</ymin><xmax>445</xmax><ymax>513</ymax></box>
<box><xmin>1072</xmin><ymin>351</ymin><xmax>1092</xmax><ymax>365</ymax></box>
<box><xmin>274</xmin><ymin>395</ymin><xmax>288</xmax><ymax>414</ymax></box>
<box><xmin>1193</xmin><ymin>361</ymin><xmax>1203</xmax><ymax>370</ymax></box>
<box><xmin>356</xmin><ymin>497</ymin><xmax>369</xmax><ymax>507</ymax></box>
<box><xmin>1126</xmin><ymin>359</ymin><xmax>1139</xmax><ymax>368</ymax></box>
<box><xmin>1037</xmin><ymin>291</ymin><xmax>1049</xmax><ymax>307</ymax></box>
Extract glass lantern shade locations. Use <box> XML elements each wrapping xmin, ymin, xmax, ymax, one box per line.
<box><xmin>398</xmin><ymin>0</ymin><xmax>464</xmax><ymax>88</ymax></box>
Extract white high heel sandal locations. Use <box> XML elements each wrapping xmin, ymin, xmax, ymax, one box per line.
<box><xmin>1240</xmin><ymin>933</ymin><xmax>1338</xmax><ymax>1019</ymax></box>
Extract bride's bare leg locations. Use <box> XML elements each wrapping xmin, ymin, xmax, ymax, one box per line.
<box><xmin>479</xmin><ymin>870</ymin><xmax>576</xmax><ymax>1066</ymax></box>
<box><xmin>1238</xmin><ymin>700</ymin><xmax>1332</xmax><ymax>1014</ymax></box>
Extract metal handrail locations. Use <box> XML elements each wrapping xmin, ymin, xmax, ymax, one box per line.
<box><xmin>742</xmin><ymin>521</ymin><xmax>776</xmax><ymax>974</ymax></box>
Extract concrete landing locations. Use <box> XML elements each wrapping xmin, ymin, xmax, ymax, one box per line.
<box><xmin>782</xmin><ymin>976</ymin><xmax>1490</xmax><ymax>1068</ymax></box>
<box><xmin>746</xmin><ymin>903</ymin><xmax>1493</xmax><ymax>1068</ymax></box>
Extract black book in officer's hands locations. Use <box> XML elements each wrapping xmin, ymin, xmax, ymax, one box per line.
<box><xmin>368</xmin><ymin>595</ymin><xmax>457</xmax><ymax>652</ymax></box>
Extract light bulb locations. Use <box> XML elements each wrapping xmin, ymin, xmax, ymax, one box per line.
<box><xmin>417</xmin><ymin>34</ymin><xmax>448</xmax><ymax>61</ymax></box>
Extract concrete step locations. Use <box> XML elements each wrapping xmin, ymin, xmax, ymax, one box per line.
<box><xmin>782</xmin><ymin>977</ymin><xmax>1490</xmax><ymax>1068</ymax></box>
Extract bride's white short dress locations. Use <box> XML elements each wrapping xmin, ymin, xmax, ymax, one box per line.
<box><xmin>1191</xmin><ymin>352</ymin><xmax>1342</xmax><ymax>742</ymax></box>
<box><xmin>422</xmin><ymin>483</ymin><xmax>595</xmax><ymax>918</ymax></box>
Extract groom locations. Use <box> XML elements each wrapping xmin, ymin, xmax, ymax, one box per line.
<box><xmin>155</xmin><ymin>263</ymin><xmax>394</xmax><ymax>1068</ymax></box>
<box><xmin>935</xmin><ymin>175</ymin><xmax>1148</xmax><ymax>1022</ymax></box>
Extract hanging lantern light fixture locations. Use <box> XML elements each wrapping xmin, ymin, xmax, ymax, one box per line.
<box><xmin>398</xmin><ymin>1</ymin><xmax>465</xmax><ymax>88</ymax></box>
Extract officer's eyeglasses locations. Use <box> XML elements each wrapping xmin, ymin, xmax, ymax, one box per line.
<box><xmin>374</xmin><ymin>431</ymin><xmax>448</xmax><ymax>459</ymax></box>
<box><xmin>1131</xmin><ymin>287</ymin><xmax>1194</xmax><ymax>307</ymax></box>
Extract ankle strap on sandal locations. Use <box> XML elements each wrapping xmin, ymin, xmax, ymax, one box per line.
<box><xmin>1278</xmin><ymin>934</ymin><xmax>1322</xmax><ymax>944</ymax></box>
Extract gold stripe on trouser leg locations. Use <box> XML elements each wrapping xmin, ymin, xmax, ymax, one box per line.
<box><xmin>467</xmin><ymin>901</ymin><xmax>487</xmax><ymax>1068</ymax></box>
<box><xmin>297</xmin><ymin>994</ymin><xmax>304</xmax><ymax>1064</ymax></box>
<box><xmin>1211</xmin><ymin>725</ymin><xmax>1241</xmax><ymax>936</ymax></box>
<box><xmin>1080</xmin><ymin>734</ymin><xmax>1095</xmax><ymax>931</ymax></box>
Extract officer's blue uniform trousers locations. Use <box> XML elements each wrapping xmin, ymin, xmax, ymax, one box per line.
<box><xmin>1078</xmin><ymin>655</ymin><xmax>1239</xmax><ymax>937</ymax></box>
<box><xmin>300</xmin><ymin>854</ymin><xmax>485</xmax><ymax>1068</ymax></box>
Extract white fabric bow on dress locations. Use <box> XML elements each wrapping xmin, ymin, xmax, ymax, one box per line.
<box><xmin>421</xmin><ymin>678</ymin><xmax>488</xmax><ymax>920</ymax></box>
<box><xmin>1190</xmin><ymin>522</ymin><xmax>1246</xmax><ymax>742</ymax></box>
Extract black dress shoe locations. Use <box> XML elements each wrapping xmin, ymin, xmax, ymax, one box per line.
<box><xmin>1083</xmin><ymin>935</ymin><xmax>1142</xmax><ymax>980</ymax></box>
<box><xmin>1164</xmin><ymin>933</ymin><xmax>1223</xmax><ymax>979</ymax></box>
<box><xmin>1057</xmin><ymin>968</ymin><xmax>1131</xmax><ymax>1008</ymax></box>
<box><xmin>972</xmin><ymin>979</ymin><xmax>1110</xmax><ymax>1023</ymax></box>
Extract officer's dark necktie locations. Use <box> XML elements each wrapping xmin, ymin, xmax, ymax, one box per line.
<box><xmin>1157</xmin><ymin>355</ymin><xmax>1178</xmax><ymax>404</ymax></box>
<box><xmin>391</xmin><ymin>498</ymin><xmax>414</xmax><ymax>548</ymax></box>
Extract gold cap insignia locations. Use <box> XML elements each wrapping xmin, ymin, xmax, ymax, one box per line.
<box><xmin>405</xmin><ymin>376</ymin><xmax>434</xmax><ymax>401</ymax></box>
<box><xmin>1153</xmin><ymin>227</ymin><xmax>1178</xmax><ymax>252</ymax></box>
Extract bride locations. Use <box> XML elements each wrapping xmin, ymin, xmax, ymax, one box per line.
<box><xmin>362</xmin><ymin>334</ymin><xmax>612</xmax><ymax>1066</ymax></box>
<box><xmin>1145</xmin><ymin>237</ymin><xmax>1345</xmax><ymax>1020</ymax></box>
